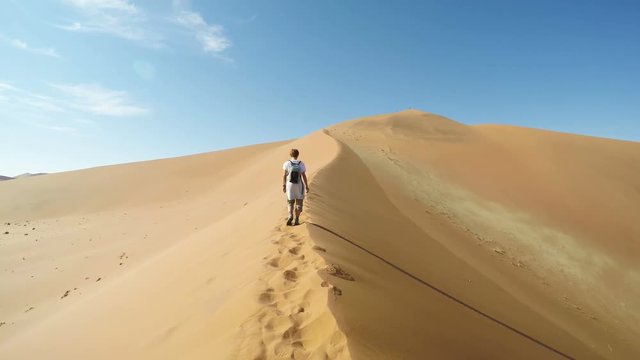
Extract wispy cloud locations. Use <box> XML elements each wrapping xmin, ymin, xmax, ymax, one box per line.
<box><xmin>17</xmin><ymin>94</ymin><xmax>66</xmax><ymax>112</ymax></box>
<box><xmin>175</xmin><ymin>10</ymin><xmax>230</xmax><ymax>54</ymax></box>
<box><xmin>56</xmin><ymin>0</ymin><xmax>232</xmax><ymax>57</ymax></box>
<box><xmin>57</xmin><ymin>0</ymin><xmax>162</xmax><ymax>47</ymax></box>
<box><xmin>0</xmin><ymin>81</ymin><xmax>66</xmax><ymax>113</ymax></box>
<box><xmin>51</xmin><ymin>83</ymin><xmax>149</xmax><ymax>116</ymax></box>
<box><xmin>63</xmin><ymin>0</ymin><xmax>138</xmax><ymax>13</ymax></box>
<box><xmin>0</xmin><ymin>81</ymin><xmax>149</xmax><ymax>117</ymax></box>
<box><xmin>0</xmin><ymin>34</ymin><xmax>62</xmax><ymax>58</ymax></box>
<box><xmin>0</xmin><ymin>82</ymin><xmax>18</xmax><ymax>91</ymax></box>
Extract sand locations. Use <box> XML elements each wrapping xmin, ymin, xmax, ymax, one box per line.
<box><xmin>1</xmin><ymin>110</ymin><xmax>638</xmax><ymax>359</ymax></box>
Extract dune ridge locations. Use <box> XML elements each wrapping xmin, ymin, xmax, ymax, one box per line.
<box><xmin>1</xmin><ymin>110</ymin><xmax>639</xmax><ymax>359</ymax></box>
<box><xmin>230</xmin><ymin>222</ymin><xmax>350</xmax><ymax>359</ymax></box>
<box><xmin>306</xmin><ymin>134</ymin><xmax>589</xmax><ymax>359</ymax></box>
<box><xmin>304</xmin><ymin>110</ymin><xmax>639</xmax><ymax>359</ymax></box>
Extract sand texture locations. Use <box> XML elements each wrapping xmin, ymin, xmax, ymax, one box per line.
<box><xmin>1</xmin><ymin>110</ymin><xmax>638</xmax><ymax>359</ymax></box>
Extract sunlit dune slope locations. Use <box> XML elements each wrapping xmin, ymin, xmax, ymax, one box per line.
<box><xmin>306</xmin><ymin>110</ymin><xmax>640</xmax><ymax>359</ymax></box>
<box><xmin>0</xmin><ymin>131</ymin><xmax>349</xmax><ymax>360</ymax></box>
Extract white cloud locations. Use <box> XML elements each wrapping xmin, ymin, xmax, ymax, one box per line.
<box><xmin>0</xmin><ymin>82</ymin><xmax>66</xmax><ymax>113</ymax></box>
<box><xmin>175</xmin><ymin>10</ymin><xmax>230</xmax><ymax>54</ymax></box>
<box><xmin>58</xmin><ymin>0</ymin><xmax>162</xmax><ymax>47</ymax></box>
<box><xmin>0</xmin><ymin>81</ymin><xmax>18</xmax><ymax>91</ymax></box>
<box><xmin>0</xmin><ymin>34</ymin><xmax>61</xmax><ymax>58</ymax></box>
<box><xmin>51</xmin><ymin>83</ymin><xmax>149</xmax><ymax>116</ymax></box>
<box><xmin>0</xmin><ymin>81</ymin><xmax>148</xmax><ymax>117</ymax></box>
<box><xmin>56</xmin><ymin>1</ymin><xmax>232</xmax><ymax>57</ymax></box>
<box><xmin>63</xmin><ymin>0</ymin><xmax>138</xmax><ymax>14</ymax></box>
<box><xmin>17</xmin><ymin>95</ymin><xmax>66</xmax><ymax>112</ymax></box>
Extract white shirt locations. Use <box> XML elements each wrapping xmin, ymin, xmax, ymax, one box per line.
<box><xmin>282</xmin><ymin>159</ymin><xmax>306</xmax><ymax>175</ymax></box>
<box><xmin>283</xmin><ymin>159</ymin><xmax>306</xmax><ymax>200</ymax></box>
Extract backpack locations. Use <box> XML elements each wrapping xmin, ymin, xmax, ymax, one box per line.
<box><xmin>288</xmin><ymin>160</ymin><xmax>302</xmax><ymax>184</ymax></box>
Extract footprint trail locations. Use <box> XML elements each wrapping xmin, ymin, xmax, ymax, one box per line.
<box><xmin>233</xmin><ymin>221</ymin><xmax>351</xmax><ymax>360</ymax></box>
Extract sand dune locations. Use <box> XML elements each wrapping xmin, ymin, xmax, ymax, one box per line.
<box><xmin>1</xmin><ymin>110</ymin><xmax>638</xmax><ymax>359</ymax></box>
<box><xmin>0</xmin><ymin>173</ymin><xmax>46</xmax><ymax>182</ymax></box>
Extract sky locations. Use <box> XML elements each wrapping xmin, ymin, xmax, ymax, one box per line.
<box><xmin>1</xmin><ymin>0</ymin><xmax>639</xmax><ymax>176</ymax></box>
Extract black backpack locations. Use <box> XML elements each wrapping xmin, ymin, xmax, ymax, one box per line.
<box><xmin>289</xmin><ymin>160</ymin><xmax>302</xmax><ymax>184</ymax></box>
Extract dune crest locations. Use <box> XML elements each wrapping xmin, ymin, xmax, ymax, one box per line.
<box><xmin>231</xmin><ymin>223</ymin><xmax>350</xmax><ymax>359</ymax></box>
<box><xmin>306</xmin><ymin>110</ymin><xmax>639</xmax><ymax>359</ymax></box>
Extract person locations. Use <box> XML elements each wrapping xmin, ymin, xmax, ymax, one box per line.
<box><xmin>282</xmin><ymin>148</ymin><xmax>309</xmax><ymax>226</ymax></box>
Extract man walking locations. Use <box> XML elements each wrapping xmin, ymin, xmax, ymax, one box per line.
<box><xmin>282</xmin><ymin>149</ymin><xmax>309</xmax><ymax>226</ymax></box>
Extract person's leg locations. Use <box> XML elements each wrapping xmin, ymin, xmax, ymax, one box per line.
<box><xmin>287</xmin><ymin>200</ymin><xmax>295</xmax><ymax>225</ymax></box>
<box><xmin>294</xmin><ymin>199</ymin><xmax>303</xmax><ymax>225</ymax></box>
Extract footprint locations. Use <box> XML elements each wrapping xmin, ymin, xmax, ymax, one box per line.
<box><xmin>312</xmin><ymin>245</ymin><xmax>326</xmax><ymax>252</ymax></box>
<box><xmin>282</xmin><ymin>325</ymin><xmax>301</xmax><ymax>340</ymax></box>
<box><xmin>289</xmin><ymin>306</ymin><xmax>309</xmax><ymax>326</ymax></box>
<box><xmin>321</xmin><ymin>264</ymin><xmax>355</xmax><ymax>281</ymax></box>
<box><xmin>274</xmin><ymin>341</ymin><xmax>293</xmax><ymax>358</ymax></box>
<box><xmin>269</xmin><ymin>256</ymin><xmax>294</xmax><ymax>269</ymax></box>
<box><xmin>264</xmin><ymin>315</ymin><xmax>292</xmax><ymax>332</ymax></box>
<box><xmin>268</xmin><ymin>257</ymin><xmax>280</xmax><ymax>268</ymax></box>
<box><xmin>288</xmin><ymin>246</ymin><xmax>302</xmax><ymax>255</ymax></box>
<box><xmin>493</xmin><ymin>248</ymin><xmax>506</xmax><ymax>255</ymax></box>
<box><xmin>259</xmin><ymin>288</ymin><xmax>276</xmax><ymax>304</ymax></box>
<box><xmin>283</xmin><ymin>270</ymin><xmax>298</xmax><ymax>282</ymax></box>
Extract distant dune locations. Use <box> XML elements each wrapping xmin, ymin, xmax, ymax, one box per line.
<box><xmin>14</xmin><ymin>173</ymin><xmax>47</xmax><ymax>179</ymax></box>
<box><xmin>0</xmin><ymin>173</ymin><xmax>46</xmax><ymax>182</ymax></box>
<box><xmin>0</xmin><ymin>110</ymin><xmax>638</xmax><ymax>359</ymax></box>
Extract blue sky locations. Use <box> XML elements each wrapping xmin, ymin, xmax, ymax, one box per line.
<box><xmin>1</xmin><ymin>0</ymin><xmax>639</xmax><ymax>176</ymax></box>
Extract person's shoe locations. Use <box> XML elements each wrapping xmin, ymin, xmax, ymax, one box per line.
<box><xmin>286</xmin><ymin>217</ymin><xmax>293</xmax><ymax>226</ymax></box>
<box><xmin>294</xmin><ymin>217</ymin><xmax>300</xmax><ymax>226</ymax></box>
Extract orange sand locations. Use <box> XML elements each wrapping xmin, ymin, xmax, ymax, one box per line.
<box><xmin>1</xmin><ymin>110</ymin><xmax>638</xmax><ymax>359</ymax></box>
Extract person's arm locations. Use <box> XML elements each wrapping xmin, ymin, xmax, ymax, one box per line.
<box><xmin>282</xmin><ymin>170</ymin><xmax>288</xmax><ymax>193</ymax></box>
<box><xmin>302</xmin><ymin>172</ymin><xmax>309</xmax><ymax>192</ymax></box>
